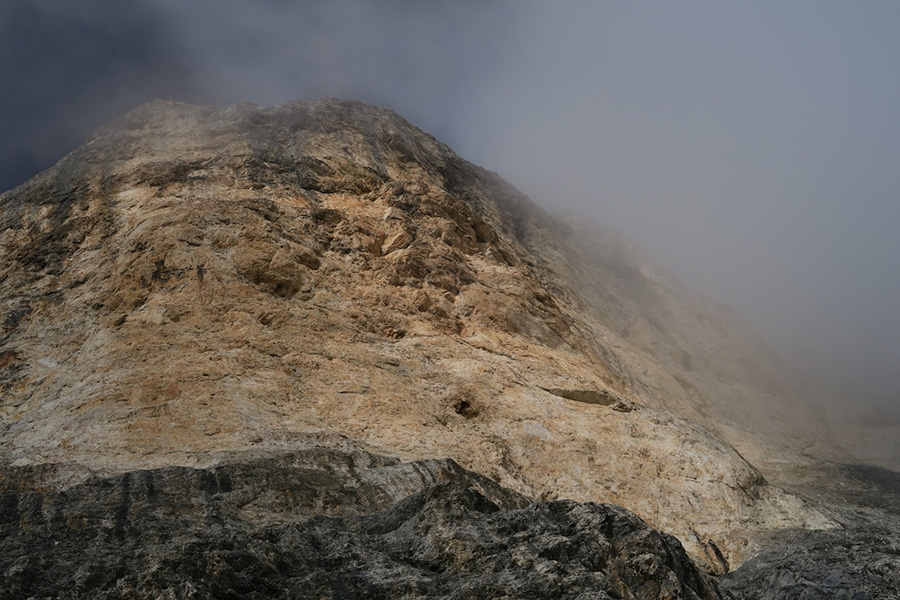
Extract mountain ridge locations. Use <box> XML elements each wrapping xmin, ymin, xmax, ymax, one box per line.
<box><xmin>0</xmin><ymin>98</ymin><xmax>836</xmax><ymax>577</ymax></box>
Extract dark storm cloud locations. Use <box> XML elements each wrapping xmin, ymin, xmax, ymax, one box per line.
<box><xmin>0</xmin><ymin>0</ymin><xmax>198</xmax><ymax>191</ymax></box>
<box><xmin>0</xmin><ymin>0</ymin><xmax>517</xmax><ymax>191</ymax></box>
<box><xmin>2</xmin><ymin>2</ymin><xmax>900</xmax><ymax>444</ymax></box>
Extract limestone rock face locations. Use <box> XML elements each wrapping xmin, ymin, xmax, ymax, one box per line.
<box><xmin>0</xmin><ymin>98</ymin><xmax>832</xmax><ymax>571</ymax></box>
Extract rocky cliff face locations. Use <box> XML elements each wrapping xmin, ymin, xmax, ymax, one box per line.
<box><xmin>0</xmin><ymin>98</ymin><xmax>835</xmax><ymax>584</ymax></box>
<box><xmin>0</xmin><ymin>446</ymin><xmax>730</xmax><ymax>599</ymax></box>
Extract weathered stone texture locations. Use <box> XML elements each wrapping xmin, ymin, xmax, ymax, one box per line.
<box><xmin>0</xmin><ymin>98</ymin><xmax>838</xmax><ymax>581</ymax></box>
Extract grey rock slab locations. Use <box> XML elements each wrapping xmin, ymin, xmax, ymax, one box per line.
<box><xmin>0</xmin><ymin>449</ymin><xmax>728</xmax><ymax>600</ymax></box>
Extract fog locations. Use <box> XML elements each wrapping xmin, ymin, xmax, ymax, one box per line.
<box><xmin>2</xmin><ymin>2</ymin><xmax>899</xmax><ymax>435</ymax></box>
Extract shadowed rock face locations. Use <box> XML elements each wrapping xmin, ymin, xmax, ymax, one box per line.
<box><xmin>724</xmin><ymin>525</ymin><xmax>900</xmax><ymax>600</ymax></box>
<box><xmin>723</xmin><ymin>463</ymin><xmax>900</xmax><ymax>599</ymax></box>
<box><xmin>0</xmin><ymin>96</ymin><xmax>842</xmax><ymax>583</ymax></box>
<box><xmin>0</xmin><ymin>449</ymin><xmax>728</xmax><ymax>600</ymax></box>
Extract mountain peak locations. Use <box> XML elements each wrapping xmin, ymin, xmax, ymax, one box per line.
<box><xmin>0</xmin><ymin>98</ymin><xmax>833</xmax><ymax>575</ymax></box>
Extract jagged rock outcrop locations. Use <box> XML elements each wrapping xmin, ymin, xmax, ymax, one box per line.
<box><xmin>0</xmin><ymin>447</ymin><xmax>730</xmax><ymax>599</ymax></box>
<box><xmin>0</xmin><ymin>98</ymin><xmax>833</xmax><ymax>575</ymax></box>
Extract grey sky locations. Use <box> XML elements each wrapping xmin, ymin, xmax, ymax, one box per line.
<box><xmin>2</xmin><ymin>1</ymin><xmax>899</xmax><ymax>414</ymax></box>
<box><xmin>461</xmin><ymin>3</ymin><xmax>900</xmax><ymax>408</ymax></box>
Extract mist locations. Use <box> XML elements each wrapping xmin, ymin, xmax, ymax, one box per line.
<box><xmin>3</xmin><ymin>2</ymin><xmax>899</xmax><ymax>444</ymax></box>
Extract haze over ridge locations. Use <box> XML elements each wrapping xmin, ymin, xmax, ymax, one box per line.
<box><xmin>2</xmin><ymin>1</ymin><xmax>899</xmax><ymax>442</ymax></box>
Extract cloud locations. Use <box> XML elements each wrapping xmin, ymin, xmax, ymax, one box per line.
<box><xmin>0</xmin><ymin>0</ymin><xmax>197</xmax><ymax>190</ymax></box>
<box><xmin>455</xmin><ymin>3</ymin><xmax>900</xmax><ymax>410</ymax></box>
<box><xmin>150</xmin><ymin>0</ymin><xmax>520</xmax><ymax>151</ymax></box>
<box><xmin>0</xmin><ymin>0</ymin><xmax>516</xmax><ymax>191</ymax></box>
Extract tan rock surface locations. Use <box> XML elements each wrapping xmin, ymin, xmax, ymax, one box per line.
<box><xmin>0</xmin><ymin>98</ymin><xmax>833</xmax><ymax>570</ymax></box>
